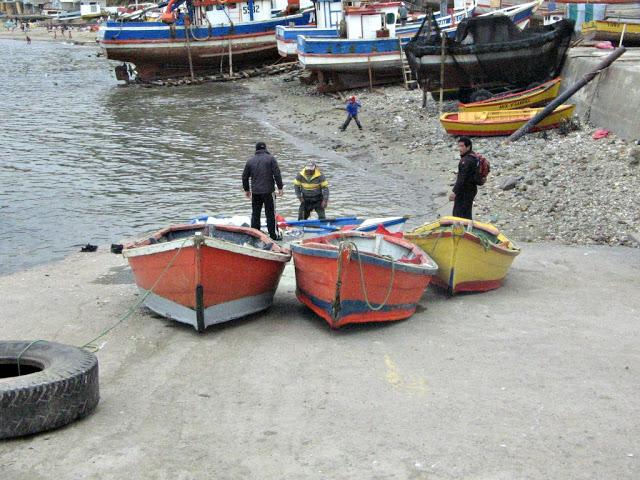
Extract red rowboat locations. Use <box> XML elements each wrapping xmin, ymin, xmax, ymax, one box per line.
<box><xmin>123</xmin><ymin>224</ymin><xmax>291</xmax><ymax>331</ymax></box>
<box><xmin>291</xmin><ymin>231</ymin><xmax>437</xmax><ymax>328</ymax></box>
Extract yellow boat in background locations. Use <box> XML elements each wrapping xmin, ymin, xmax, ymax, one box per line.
<box><xmin>405</xmin><ymin>217</ymin><xmax>520</xmax><ymax>294</ymax></box>
<box><xmin>582</xmin><ymin>20</ymin><xmax>640</xmax><ymax>47</ymax></box>
<box><xmin>440</xmin><ymin>104</ymin><xmax>575</xmax><ymax>137</ymax></box>
<box><xmin>458</xmin><ymin>78</ymin><xmax>561</xmax><ymax>112</ymax></box>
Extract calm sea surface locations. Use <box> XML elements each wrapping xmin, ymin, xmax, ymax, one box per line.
<box><xmin>0</xmin><ymin>39</ymin><xmax>424</xmax><ymax>276</ymax></box>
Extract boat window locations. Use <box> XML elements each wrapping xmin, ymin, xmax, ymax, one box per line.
<box><xmin>385</xmin><ymin>12</ymin><xmax>395</xmax><ymax>26</ymax></box>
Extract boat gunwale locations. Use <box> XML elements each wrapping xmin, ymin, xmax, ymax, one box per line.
<box><xmin>405</xmin><ymin>230</ymin><xmax>520</xmax><ymax>256</ymax></box>
<box><xmin>441</xmin><ymin>104</ymin><xmax>575</xmax><ymax>126</ymax></box>
<box><xmin>123</xmin><ymin>225</ymin><xmax>291</xmax><ymax>262</ymax></box>
<box><xmin>458</xmin><ymin>77</ymin><xmax>561</xmax><ymax>109</ymax></box>
<box><xmin>291</xmin><ymin>233</ymin><xmax>438</xmax><ymax>275</ymax></box>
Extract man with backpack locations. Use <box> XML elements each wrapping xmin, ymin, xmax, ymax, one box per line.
<box><xmin>449</xmin><ymin>136</ymin><xmax>489</xmax><ymax>220</ymax></box>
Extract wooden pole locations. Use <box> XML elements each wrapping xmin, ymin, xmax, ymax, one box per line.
<box><xmin>368</xmin><ymin>56</ymin><xmax>373</xmax><ymax>91</ymax></box>
<box><xmin>438</xmin><ymin>34</ymin><xmax>446</xmax><ymax>115</ymax></box>
<box><xmin>228</xmin><ymin>36</ymin><xmax>233</xmax><ymax>76</ymax></box>
<box><xmin>619</xmin><ymin>22</ymin><xmax>627</xmax><ymax>47</ymax></box>
<box><xmin>506</xmin><ymin>47</ymin><xmax>626</xmax><ymax>143</ymax></box>
<box><xmin>184</xmin><ymin>15</ymin><xmax>195</xmax><ymax>81</ymax></box>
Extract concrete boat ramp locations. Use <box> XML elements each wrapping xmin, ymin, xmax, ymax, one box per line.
<box><xmin>1</xmin><ymin>244</ymin><xmax>639</xmax><ymax>479</ymax></box>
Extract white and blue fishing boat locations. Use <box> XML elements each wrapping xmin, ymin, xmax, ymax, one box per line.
<box><xmin>276</xmin><ymin>0</ymin><xmax>431</xmax><ymax>58</ymax></box>
<box><xmin>98</xmin><ymin>0</ymin><xmax>313</xmax><ymax>81</ymax></box>
<box><xmin>276</xmin><ymin>0</ymin><xmax>343</xmax><ymax>58</ymax></box>
<box><xmin>296</xmin><ymin>0</ymin><xmax>540</xmax><ymax>91</ymax></box>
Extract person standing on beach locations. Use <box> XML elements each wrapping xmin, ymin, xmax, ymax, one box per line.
<box><xmin>449</xmin><ymin>136</ymin><xmax>478</xmax><ymax>220</ymax></box>
<box><xmin>399</xmin><ymin>3</ymin><xmax>409</xmax><ymax>26</ymax></box>
<box><xmin>293</xmin><ymin>162</ymin><xmax>329</xmax><ymax>220</ymax></box>
<box><xmin>242</xmin><ymin>142</ymin><xmax>284</xmax><ymax>240</ymax></box>
<box><xmin>340</xmin><ymin>96</ymin><xmax>362</xmax><ymax>131</ymax></box>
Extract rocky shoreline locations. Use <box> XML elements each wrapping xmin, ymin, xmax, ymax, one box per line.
<box><xmin>250</xmin><ymin>74</ymin><xmax>640</xmax><ymax>247</ymax></box>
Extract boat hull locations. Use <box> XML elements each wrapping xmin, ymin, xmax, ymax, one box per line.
<box><xmin>405</xmin><ymin>217</ymin><xmax>520</xmax><ymax>294</ymax></box>
<box><xmin>458</xmin><ymin>77</ymin><xmax>561</xmax><ymax>111</ymax></box>
<box><xmin>291</xmin><ymin>232</ymin><xmax>437</xmax><ymax>327</ymax></box>
<box><xmin>440</xmin><ymin>104</ymin><xmax>575</xmax><ymax>136</ymax></box>
<box><xmin>124</xmin><ymin>225</ymin><xmax>290</xmax><ymax>331</ymax></box>
<box><xmin>99</xmin><ymin>12</ymin><xmax>311</xmax><ymax>80</ymax></box>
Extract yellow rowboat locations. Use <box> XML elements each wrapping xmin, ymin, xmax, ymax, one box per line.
<box><xmin>582</xmin><ymin>20</ymin><xmax>640</xmax><ymax>47</ymax></box>
<box><xmin>405</xmin><ymin>216</ymin><xmax>520</xmax><ymax>294</ymax></box>
<box><xmin>440</xmin><ymin>104</ymin><xmax>575</xmax><ymax>137</ymax></box>
<box><xmin>458</xmin><ymin>78</ymin><xmax>561</xmax><ymax>112</ymax></box>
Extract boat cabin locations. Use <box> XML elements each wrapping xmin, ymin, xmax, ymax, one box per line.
<box><xmin>315</xmin><ymin>0</ymin><xmax>344</xmax><ymax>28</ymax></box>
<box><xmin>344</xmin><ymin>2</ymin><xmax>399</xmax><ymax>39</ymax></box>
<box><xmin>193</xmin><ymin>0</ymin><xmax>272</xmax><ymax>26</ymax></box>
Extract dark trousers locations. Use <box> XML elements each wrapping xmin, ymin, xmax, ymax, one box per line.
<box><xmin>298</xmin><ymin>199</ymin><xmax>326</xmax><ymax>220</ymax></box>
<box><xmin>251</xmin><ymin>192</ymin><xmax>277</xmax><ymax>239</ymax></box>
<box><xmin>341</xmin><ymin>114</ymin><xmax>362</xmax><ymax>130</ymax></box>
<box><xmin>453</xmin><ymin>191</ymin><xmax>476</xmax><ymax>220</ymax></box>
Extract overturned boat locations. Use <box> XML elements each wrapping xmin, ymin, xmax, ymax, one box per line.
<box><xmin>98</xmin><ymin>0</ymin><xmax>312</xmax><ymax>81</ymax></box>
<box><xmin>123</xmin><ymin>224</ymin><xmax>291</xmax><ymax>331</ymax></box>
<box><xmin>405</xmin><ymin>15</ymin><xmax>574</xmax><ymax>91</ymax></box>
<box><xmin>291</xmin><ymin>231</ymin><xmax>437</xmax><ymax>328</ymax></box>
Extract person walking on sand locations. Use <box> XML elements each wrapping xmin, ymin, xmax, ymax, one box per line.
<box><xmin>242</xmin><ymin>142</ymin><xmax>284</xmax><ymax>240</ymax></box>
<box><xmin>293</xmin><ymin>162</ymin><xmax>329</xmax><ymax>220</ymax></box>
<box><xmin>449</xmin><ymin>136</ymin><xmax>478</xmax><ymax>220</ymax></box>
<box><xmin>399</xmin><ymin>2</ymin><xmax>409</xmax><ymax>26</ymax></box>
<box><xmin>340</xmin><ymin>96</ymin><xmax>362</xmax><ymax>131</ymax></box>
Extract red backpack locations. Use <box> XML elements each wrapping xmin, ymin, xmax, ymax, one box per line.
<box><xmin>472</xmin><ymin>153</ymin><xmax>490</xmax><ymax>186</ymax></box>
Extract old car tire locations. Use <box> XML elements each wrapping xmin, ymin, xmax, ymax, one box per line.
<box><xmin>0</xmin><ymin>341</ymin><xmax>99</xmax><ymax>439</ymax></box>
<box><xmin>470</xmin><ymin>89</ymin><xmax>492</xmax><ymax>103</ymax></box>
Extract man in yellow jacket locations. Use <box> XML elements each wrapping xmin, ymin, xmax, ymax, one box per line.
<box><xmin>293</xmin><ymin>162</ymin><xmax>330</xmax><ymax>220</ymax></box>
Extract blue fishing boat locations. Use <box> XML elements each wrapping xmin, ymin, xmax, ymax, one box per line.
<box><xmin>296</xmin><ymin>0</ymin><xmax>539</xmax><ymax>91</ymax></box>
<box><xmin>98</xmin><ymin>0</ymin><xmax>313</xmax><ymax>81</ymax></box>
<box><xmin>276</xmin><ymin>0</ymin><xmax>428</xmax><ymax>58</ymax></box>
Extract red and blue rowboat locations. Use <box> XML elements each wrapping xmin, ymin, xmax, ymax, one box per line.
<box><xmin>291</xmin><ymin>231</ymin><xmax>437</xmax><ymax>328</ymax></box>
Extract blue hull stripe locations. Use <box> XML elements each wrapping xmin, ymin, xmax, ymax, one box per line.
<box><xmin>101</xmin><ymin>12</ymin><xmax>311</xmax><ymax>42</ymax></box>
<box><xmin>298</xmin><ymin>288</ymin><xmax>417</xmax><ymax>318</ymax></box>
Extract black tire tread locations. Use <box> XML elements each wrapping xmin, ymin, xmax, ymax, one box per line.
<box><xmin>0</xmin><ymin>341</ymin><xmax>99</xmax><ymax>439</ymax></box>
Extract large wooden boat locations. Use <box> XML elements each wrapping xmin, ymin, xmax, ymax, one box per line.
<box><xmin>581</xmin><ymin>20</ymin><xmax>640</xmax><ymax>46</ymax></box>
<box><xmin>291</xmin><ymin>231</ymin><xmax>437</xmax><ymax>328</ymax></box>
<box><xmin>458</xmin><ymin>77</ymin><xmax>561</xmax><ymax>112</ymax></box>
<box><xmin>405</xmin><ymin>217</ymin><xmax>520</xmax><ymax>294</ymax></box>
<box><xmin>123</xmin><ymin>224</ymin><xmax>291</xmax><ymax>331</ymax></box>
<box><xmin>405</xmin><ymin>15</ymin><xmax>573</xmax><ymax>91</ymax></box>
<box><xmin>98</xmin><ymin>0</ymin><xmax>313</xmax><ymax>81</ymax></box>
<box><xmin>440</xmin><ymin>104</ymin><xmax>575</xmax><ymax>136</ymax></box>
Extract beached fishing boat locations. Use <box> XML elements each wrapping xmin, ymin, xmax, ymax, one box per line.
<box><xmin>440</xmin><ymin>104</ymin><xmax>575</xmax><ymax>136</ymax></box>
<box><xmin>405</xmin><ymin>13</ymin><xmax>573</xmax><ymax>91</ymax></box>
<box><xmin>296</xmin><ymin>0</ymin><xmax>537</xmax><ymax>91</ymax></box>
<box><xmin>582</xmin><ymin>20</ymin><xmax>640</xmax><ymax>46</ymax></box>
<box><xmin>277</xmin><ymin>0</ymin><xmax>447</xmax><ymax>58</ymax></box>
<box><xmin>458</xmin><ymin>77</ymin><xmax>561</xmax><ymax>111</ymax></box>
<box><xmin>291</xmin><ymin>231</ymin><xmax>437</xmax><ymax>327</ymax></box>
<box><xmin>405</xmin><ymin>216</ymin><xmax>520</xmax><ymax>294</ymax></box>
<box><xmin>98</xmin><ymin>0</ymin><xmax>313</xmax><ymax>81</ymax></box>
<box><xmin>123</xmin><ymin>223</ymin><xmax>291</xmax><ymax>331</ymax></box>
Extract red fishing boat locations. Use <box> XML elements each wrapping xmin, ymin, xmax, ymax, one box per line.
<box><xmin>291</xmin><ymin>231</ymin><xmax>437</xmax><ymax>328</ymax></box>
<box><xmin>123</xmin><ymin>224</ymin><xmax>291</xmax><ymax>331</ymax></box>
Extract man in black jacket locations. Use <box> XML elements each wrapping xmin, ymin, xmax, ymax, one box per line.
<box><xmin>449</xmin><ymin>136</ymin><xmax>477</xmax><ymax>220</ymax></box>
<box><xmin>242</xmin><ymin>142</ymin><xmax>284</xmax><ymax>240</ymax></box>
